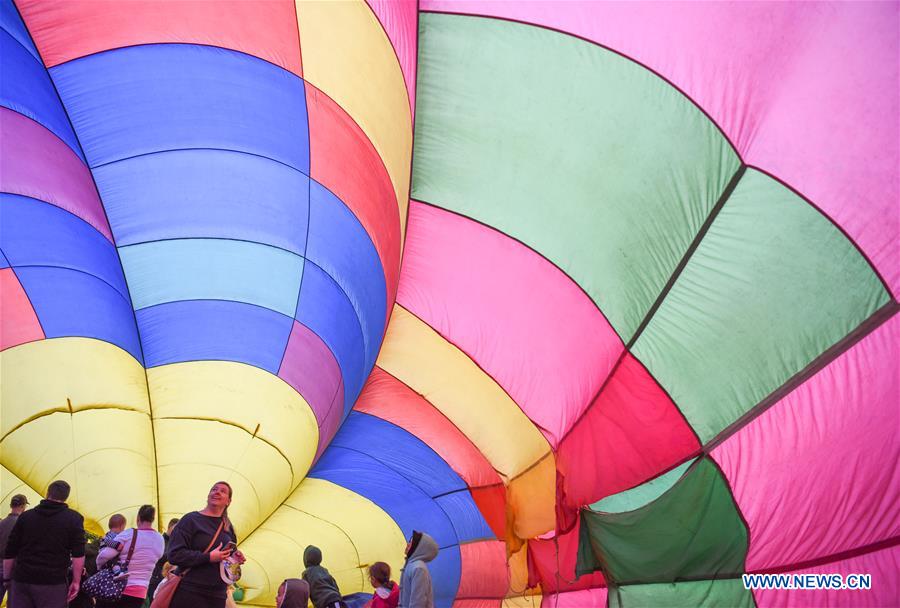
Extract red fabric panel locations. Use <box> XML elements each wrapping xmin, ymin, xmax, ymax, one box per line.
<box><xmin>306</xmin><ymin>85</ymin><xmax>401</xmax><ymax>318</ymax></box>
<box><xmin>1</xmin><ymin>268</ymin><xmax>44</xmax><ymax>350</ymax></box>
<box><xmin>470</xmin><ymin>484</ymin><xmax>507</xmax><ymax>541</ymax></box>
<box><xmin>16</xmin><ymin>0</ymin><xmax>302</xmax><ymax>75</ymax></box>
<box><xmin>527</xmin><ymin>520</ymin><xmax>605</xmax><ymax>592</ymax></box>
<box><xmin>555</xmin><ymin>353</ymin><xmax>700</xmax><ymax>530</ymax></box>
<box><xmin>457</xmin><ymin>541</ymin><xmax>509</xmax><ymax>599</ymax></box>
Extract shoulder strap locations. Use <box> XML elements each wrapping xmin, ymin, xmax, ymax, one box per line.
<box><xmin>173</xmin><ymin>517</ymin><xmax>226</xmax><ymax>579</ymax></box>
<box><xmin>122</xmin><ymin>528</ymin><xmax>139</xmax><ymax>568</ymax></box>
<box><xmin>203</xmin><ymin>519</ymin><xmax>226</xmax><ymax>553</ymax></box>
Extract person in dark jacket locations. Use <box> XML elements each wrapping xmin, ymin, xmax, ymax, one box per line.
<box><xmin>301</xmin><ymin>545</ymin><xmax>344</xmax><ymax>608</ymax></box>
<box><xmin>0</xmin><ymin>494</ymin><xmax>29</xmax><ymax>603</ymax></box>
<box><xmin>398</xmin><ymin>531</ymin><xmax>437</xmax><ymax>608</ymax></box>
<box><xmin>2</xmin><ymin>480</ymin><xmax>85</xmax><ymax>607</ymax></box>
<box><xmin>167</xmin><ymin>481</ymin><xmax>244</xmax><ymax>608</ymax></box>
<box><xmin>276</xmin><ymin>578</ymin><xmax>310</xmax><ymax>608</ymax></box>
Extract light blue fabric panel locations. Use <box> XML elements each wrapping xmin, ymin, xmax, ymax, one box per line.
<box><xmin>119</xmin><ymin>238</ymin><xmax>304</xmax><ymax>316</ymax></box>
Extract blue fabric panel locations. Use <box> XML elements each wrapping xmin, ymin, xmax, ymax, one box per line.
<box><xmin>0</xmin><ymin>29</ymin><xmax>84</xmax><ymax>162</ymax></box>
<box><xmin>309</xmin><ymin>446</ymin><xmax>458</xmax><ymax>549</ymax></box>
<box><xmin>295</xmin><ymin>263</ymin><xmax>366</xmax><ymax>413</ymax></box>
<box><xmin>330</xmin><ymin>413</ymin><xmax>466</xmax><ymax>497</ymax></box>
<box><xmin>0</xmin><ymin>247</ymin><xmax>10</xmax><ymax>269</ymax></box>
<box><xmin>51</xmin><ymin>44</ymin><xmax>309</xmax><ymax>171</ymax></box>
<box><xmin>93</xmin><ymin>149</ymin><xmax>310</xmax><ymax>254</ymax></box>
<box><xmin>0</xmin><ymin>194</ymin><xmax>129</xmax><ymax>299</ymax></box>
<box><xmin>15</xmin><ymin>266</ymin><xmax>142</xmax><ymax>362</ymax></box>
<box><xmin>119</xmin><ymin>238</ymin><xmax>304</xmax><ymax>316</ymax></box>
<box><xmin>307</xmin><ymin>181</ymin><xmax>386</xmax><ymax>370</ymax></box>
<box><xmin>1</xmin><ymin>0</ymin><xmax>40</xmax><ymax>62</ymax></box>
<box><xmin>137</xmin><ymin>299</ymin><xmax>292</xmax><ymax>371</ymax></box>
<box><xmin>435</xmin><ymin>491</ymin><xmax>495</xmax><ymax>543</ymax></box>
<box><xmin>427</xmin><ymin>547</ymin><xmax>462</xmax><ymax>608</ymax></box>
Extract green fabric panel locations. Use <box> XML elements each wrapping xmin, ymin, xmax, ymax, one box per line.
<box><xmin>632</xmin><ymin>168</ymin><xmax>891</xmax><ymax>443</ymax></box>
<box><xmin>577</xmin><ymin>458</ymin><xmax>747</xmax><ymax>583</ymax></box>
<box><xmin>609</xmin><ymin>579</ymin><xmax>754</xmax><ymax>608</ymax></box>
<box><xmin>590</xmin><ymin>459</ymin><xmax>695</xmax><ymax>514</ymax></box>
<box><xmin>412</xmin><ymin>13</ymin><xmax>740</xmax><ymax>340</ymax></box>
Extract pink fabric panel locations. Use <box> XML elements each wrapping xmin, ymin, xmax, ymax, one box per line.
<box><xmin>555</xmin><ymin>352</ymin><xmax>700</xmax><ymax>531</ymax></box>
<box><xmin>0</xmin><ymin>109</ymin><xmax>111</xmax><ymax>241</ymax></box>
<box><xmin>753</xmin><ymin>543</ymin><xmax>900</xmax><ymax>608</ymax></box>
<box><xmin>457</xmin><ymin>541</ymin><xmax>509</xmax><ymax>598</ymax></box>
<box><xmin>527</xmin><ymin>519</ymin><xmax>605</xmax><ymax>593</ymax></box>
<box><xmin>540</xmin><ymin>589</ymin><xmax>608</xmax><ymax>608</ymax></box>
<box><xmin>398</xmin><ymin>201</ymin><xmax>622</xmax><ymax>448</ymax></box>
<box><xmin>712</xmin><ymin>314</ymin><xmax>900</xmax><ymax>571</ymax></box>
<box><xmin>278</xmin><ymin>320</ymin><xmax>343</xmax><ymax>426</ymax></box>
<box><xmin>421</xmin><ymin>1</ymin><xmax>899</xmax><ymax>297</ymax></box>
<box><xmin>365</xmin><ymin>0</ymin><xmax>417</xmax><ymax>115</ymax></box>
<box><xmin>16</xmin><ymin>0</ymin><xmax>303</xmax><ymax>75</ymax></box>
<box><xmin>0</xmin><ymin>269</ymin><xmax>44</xmax><ymax>351</ymax></box>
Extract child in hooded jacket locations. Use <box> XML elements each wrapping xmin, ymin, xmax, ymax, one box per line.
<box><xmin>399</xmin><ymin>531</ymin><xmax>437</xmax><ymax>608</ymax></box>
<box><xmin>366</xmin><ymin>562</ymin><xmax>399</xmax><ymax>608</ymax></box>
<box><xmin>276</xmin><ymin>578</ymin><xmax>310</xmax><ymax>608</ymax></box>
<box><xmin>301</xmin><ymin>545</ymin><xmax>344</xmax><ymax>608</ymax></box>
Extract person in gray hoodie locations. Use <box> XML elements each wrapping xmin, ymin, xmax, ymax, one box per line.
<box><xmin>398</xmin><ymin>531</ymin><xmax>437</xmax><ymax>608</ymax></box>
<box><xmin>301</xmin><ymin>545</ymin><xmax>344</xmax><ymax>608</ymax></box>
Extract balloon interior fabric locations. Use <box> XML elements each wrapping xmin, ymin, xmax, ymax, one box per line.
<box><xmin>1</xmin><ymin>1</ymin><xmax>898</xmax><ymax>606</ymax></box>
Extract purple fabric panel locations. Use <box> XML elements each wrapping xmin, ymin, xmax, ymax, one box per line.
<box><xmin>278</xmin><ymin>320</ymin><xmax>343</xmax><ymax>427</ymax></box>
<box><xmin>0</xmin><ymin>108</ymin><xmax>112</xmax><ymax>241</ymax></box>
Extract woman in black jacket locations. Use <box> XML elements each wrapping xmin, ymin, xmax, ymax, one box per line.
<box><xmin>167</xmin><ymin>481</ymin><xmax>245</xmax><ymax>608</ymax></box>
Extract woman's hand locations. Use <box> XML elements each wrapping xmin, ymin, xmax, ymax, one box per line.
<box><xmin>232</xmin><ymin>549</ymin><xmax>246</xmax><ymax>565</ymax></box>
<box><xmin>209</xmin><ymin>543</ymin><xmax>233</xmax><ymax>563</ymax></box>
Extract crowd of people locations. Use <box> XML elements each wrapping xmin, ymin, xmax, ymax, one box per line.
<box><xmin>0</xmin><ymin>480</ymin><xmax>437</xmax><ymax>608</ymax></box>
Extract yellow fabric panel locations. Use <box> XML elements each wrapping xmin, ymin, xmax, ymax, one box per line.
<box><xmin>506</xmin><ymin>454</ymin><xmax>557</xmax><ymax>542</ymax></box>
<box><xmin>0</xmin><ymin>337</ymin><xmax>149</xmax><ymax>438</ymax></box>
<box><xmin>239</xmin><ymin>478</ymin><xmax>406</xmax><ymax>605</ymax></box>
<box><xmin>507</xmin><ymin>543</ymin><xmax>533</xmax><ymax>598</ymax></box>
<box><xmin>0</xmin><ymin>465</ymin><xmax>43</xmax><ymax>509</ymax></box>
<box><xmin>295</xmin><ymin>0</ymin><xmax>412</xmax><ymax>235</ymax></box>
<box><xmin>376</xmin><ymin>305</ymin><xmax>555</xmax><ymax>540</ymax></box>
<box><xmin>503</xmin><ymin>595</ymin><xmax>542</xmax><ymax>608</ymax></box>
<box><xmin>147</xmin><ymin>361</ymin><xmax>319</xmax><ymax>488</ymax></box>
<box><xmin>0</xmin><ymin>409</ymin><xmax>156</xmax><ymax>535</ymax></box>
<box><xmin>154</xmin><ymin>418</ymin><xmax>293</xmax><ymax>541</ymax></box>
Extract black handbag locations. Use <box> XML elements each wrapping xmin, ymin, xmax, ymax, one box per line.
<box><xmin>82</xmin><ymin>528</ymin><xmax>140</xmax><ymax>602</ymax></box>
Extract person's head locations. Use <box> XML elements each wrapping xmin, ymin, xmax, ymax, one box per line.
<box><xmin>368</xmin><ymin>562</ymin><xmax>391</xmax><ymax>588</ymax></box>
<box><xmin>46</xmin><ymin>480</ymin><xmax>71</xmax><ymax>503</ymax></box>
<box><xmin>302</xmin><ymin>545</ymin><xmax>322</xmax><ymax>568</ymax></box>
<box><xmin>207</xmin><ymin>481</ymin><xmax>233</xmax><ymax>531</ymax></box>
<box><xmin>108</xmin><ymin>513</ymin><xmax>126</xmax><ymax>532</ymax></box>
<box><xmin>167</xmin><ymin>517</ymin><xmax>180</xmax><ymax>535</ymax></box>
<box><xmin>405</xmin><ymin>530</ymin><xmax>423</xmax><ymax>558</ymax></box>
<box><xmin>137</xmin><ymin>504</ymin><xmax>156</xmax><ymax>525</ymax></box>
<box><xmin>276</xmin><ymin>579</ymin><xmax>310</xmax><ymax>608</ymax></box>
<box><xmin>9</xmin><ymin>494</ymin><xmax>28</xmax><ymax>514</ymax></box>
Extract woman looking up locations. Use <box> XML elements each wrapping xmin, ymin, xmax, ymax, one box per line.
<box><xmin>167</xmin><ymin>482</ymin><xmax>245</xmax><ymax>608</ymax></box>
